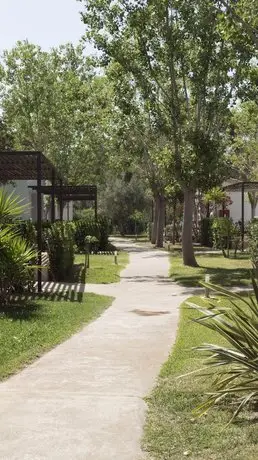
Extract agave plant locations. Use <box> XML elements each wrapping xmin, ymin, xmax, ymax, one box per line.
<box><xmin>187</xmin><ymin>276</ymin><xmax>258</xmax><ymax>423</ymax></box>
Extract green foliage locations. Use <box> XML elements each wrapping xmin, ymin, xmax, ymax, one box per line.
<box><xmin>230</xmin><ymin>101</ymin><xmax>258</xmax><ymax>184</ymax></box>
<box><xmin>0</xmin><ymin>189</ymin><xmax>27</xmax><ymax>224</ymax></box>
<box><xmin>212</xmin><ymin>217</ymin><xmax>241</xmax><ymax>257</ymax></box>
<box><xmin>13</xmin><ymin>220</ymin><xmax>37</xmax><ymax>247</ymax></box>
<box><xmin>200</xmin><ymin>217</ymin><xmax>214</xmax><ymax>247</ymax></box>
<box><xmin>204</xmin><ymin>187</ymin><xmax>227</xmax><ymax>205</ymax></box>
<box><xmin>187</xmin><ymin>278</ymin><xmax>258</xmax><ymax>423</ymax></box>
<box><xmin>47</xmin><ymin>222</ymin><xmax>75</xmax><ymax>282</ymax></box>
<box><xmin>99</xmin><ymin>175</ymin><xmax>151</xmax><ymax>236</ymax></box>
<box><xmin>73</xmin><ymin>207</ymin><xmax>95</xmax><ymax>221</ymax></box>
<box><xmin>248</xmin><ymin>219</ymin><xmax>258</xmax><ymax>273</ymax></box>
<box><xmin>0</xmin><ymin>190</ymin><xmax>37</xmax><ymax>304</ymax></box>
<box><xmin>0</xmin><ymin>41</ymin><xmax>114</xmax><ymax>183</ymax></box>
<box><xmin>0</xmin><ymin>227</ymin><xmax>37</xmax><ymax>304</ymax></box>
<box><xmin>74</xmin><ymin>217</ymin><xmax>111</xmax><ymax>253</ymax></box>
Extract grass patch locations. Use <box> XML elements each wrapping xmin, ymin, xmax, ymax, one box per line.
<box><xmin>143</xmin><ymin>296</ymin><xmax>258</xmax><ymax>460</ymax></box>
<box><xmin>170</xmin><ymin>253</ymin><xmax>252</xmax><ymax>287</ymax></box>
<box><xmin>0</xmin><ymin>293</ymin><xmax>113</xmax><ymax>380</ymax></box>
<box><xmin>75</xmin><ymin>252</ymin><xmax>129</xmax><ymax>284</ymax></box>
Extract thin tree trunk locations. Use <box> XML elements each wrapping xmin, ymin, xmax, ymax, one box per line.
<box><xmin>151</xmin><ymin>196</ymin><xmax>159</xmax><ymax>244</ymax></box>
<box><xmin>248</xmin><ymin>191</ymin><xmax>258</xmax><ymax>220</ymax></box>
<box><xmin>156</xmin><ymin>195</ymin><xmax>165</xmax><ymax>248</ymax></box>
<box><xmin>172</xmin><ymin>198</ymin><xmax>177</xmax><ymax>245</ymax></box>
<box><xmin>182</xmin><ymin>188</ymin><xmax>198</xmax><ymax>267</ymax></box>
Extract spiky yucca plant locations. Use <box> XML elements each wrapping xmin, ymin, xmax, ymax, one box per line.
<box><xmin>0</xmin><ymin>189</ymin><xmax>37</xmax><ymax>304</ymax></box>
<box><xmin>187</xmin><ymin>277</ymin><xmax>258</xmax><ymax>423</ymax></box>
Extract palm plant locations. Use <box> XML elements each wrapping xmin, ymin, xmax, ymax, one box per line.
<box><xmin>187</xmin><ymin>276</ymin><xmax>258</xmax><ymax>423</ymax></box>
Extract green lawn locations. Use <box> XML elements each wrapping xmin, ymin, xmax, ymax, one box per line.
<box><xmin>0</xmin><ymin>293</ymin><xmax>113</xmax><ymax>380</ymax></box>
<box><xmin>75</xmin><ymin>252</ymin><xmax>129</xmax><ymax>284</ymax></box>
<box><xmin>170</xmin><ymin>253</ymin><xmax>252</xmax><ymax>287</ymax></box>
<box><xmin>143</xmin><ymin>296</ymin><xmax>258</xmax><ymax>460</ymax></box>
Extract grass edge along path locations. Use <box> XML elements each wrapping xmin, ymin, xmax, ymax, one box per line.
<box><xmin>0</xmin><ymin>293</ymin><xmax>113</xmax><ymax>381</ymax></box>
<box><xmin>75</xmin><ymin>252</ymin><xmax>129</xmax><ymax>284</ymax></box>
<box><xmin>142</xmin><ymin>296</ymin><xmax>258</xmax><ymax>460</ymax></box>
<box><xmin>170</xmin><ymin>253</ymin><xmax>252</xmax><ymax>287</ymax></box>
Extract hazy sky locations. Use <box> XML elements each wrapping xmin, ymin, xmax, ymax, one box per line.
<box><xmin>0</xmin><ymin>0</ymin><xmax>90</xmax><ymax>53</ymax></box>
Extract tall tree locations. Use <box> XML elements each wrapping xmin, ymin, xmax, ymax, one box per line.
<box><xmin>0</xmin><ymin>41</ymin><xmax>114</xmax><ymax>183</ymax></box>
<box><xmin>80</xmin><ymin>0</ymin><xmax>251</xmax><ymax>265</ymax></box>
<box><xmin>230</xmin><ymin>101</ymin><xmax>258</xmax><ymax>218</ymax></box>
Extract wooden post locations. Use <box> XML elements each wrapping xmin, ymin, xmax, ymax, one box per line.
<box><xmin>241</xmin><ymin>182</ymin><xmax>245</xmax><ymax>252</ymax></box>
<box><xmin>95</xmin><ymin>192</ymin><xmax>98</xmax><ymax>221</ymax></box>
<box><xmin>37</xmin><ymin>153</ymin><xmax>42</xmax><ymax>293</ymax></box>
<box><xmin>51</xmin><ymin>168</ymin><xmax>55</xmax><ymax>223</ymax></box>
<box><xmin>60</xmin><ymin>179</ymin><xmax>63</xmax><ymax>222</ymax></box>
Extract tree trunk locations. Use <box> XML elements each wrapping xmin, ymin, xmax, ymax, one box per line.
<box><xmin>182</xmin><ymin>188</ymin><xmax>198</xmax><ymax>267</ymax></box>
<box><xmin>151</xmin><ymin>196</ymin><xmax>159</xmax><ymax>244</ymax></box>
<box><xmin>156</xmin><ymin>195</ymin><xmax>165</xmax><ymax>248</ymax></box>
<box><xmin>172</xmin><ymin>198</ymin><xmax>177</xmax><ymax>245</ymax></box>
<box><xmin>248</xmin><ymin>191</ymin><xmax>258</xmax><ymax>219</ymax></box>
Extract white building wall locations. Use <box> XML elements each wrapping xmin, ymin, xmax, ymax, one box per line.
<box><xmin>0</xmin><ymin>181</ymin><xmax>74</xmax><ymax>221</ymax></box>
<box><xmin>223</xmin><ymin>191</ymin><xmax>258</xmax><ymax>223</ymax></box>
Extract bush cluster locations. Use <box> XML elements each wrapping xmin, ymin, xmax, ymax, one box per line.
<box><xmin>47</xmin><ymin>222</ymin><xmax>75</xmax><ymax>282</ymax></box>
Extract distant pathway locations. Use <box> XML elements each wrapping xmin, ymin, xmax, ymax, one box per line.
<box><xmin>0</xmin><ymin>240</ymin><xmax>189</xmax><ymax>460</ymax></box>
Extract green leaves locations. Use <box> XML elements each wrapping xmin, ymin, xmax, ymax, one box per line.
<box><xmin>0</xmin><ymin>189</ymin><xmax>27</xmax><ymax>224</ymax></box>
<box><xmin>187</xmin><ymin>278</ymin><xmax>258</xmax><ymax>422</ymax></box>
<box><xmin>0</xmin><ymin>189</ymin><xmax>37</xmax><ymax>304</ymax></box>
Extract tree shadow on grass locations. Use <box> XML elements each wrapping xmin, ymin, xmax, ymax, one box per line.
<box><xmin>0</xmin><ymin>302</ymin><xmax>44</xmax><ymax>321</ymax></box>
<box><xmin>172</xmin><ymin>266</ymin><xmax>252</xmax><ymax>288</ymax></box>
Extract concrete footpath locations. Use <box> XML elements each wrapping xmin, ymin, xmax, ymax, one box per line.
<box><xmin>0</xmin><ymin>242</ymin><xmax>188</xmax><ymax>460</ymax></box>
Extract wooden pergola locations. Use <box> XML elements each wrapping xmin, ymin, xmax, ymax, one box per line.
<box><xmin>0</xmin><ymin>151</ymin><xmax>98</xmax><ymax>292</ymax></box>
<box><xmin>28</xmin><ymin>184</ymin><xmax>98</xmax><ymax>221</ymax></box>
<box><xmin>224</xmin><ymin>181</ymin><xmax>258</xmax><ymax>251</ymax></box>
<box><xmin>0</xmin><ymin>151</ymin><xmax>63</xmax><ymax>292</ymax></box>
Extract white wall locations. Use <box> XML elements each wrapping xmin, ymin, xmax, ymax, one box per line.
<box><xmin>221</xmin><ymin>191</ymin><xmax>258</xmax><ymax>222</ymax></box>
<box><xmin>1</xmin><ymin>181</ymin><xmax>74</xmax><ymax>221</ymax></box>
<box><xmin>0</xmin><ymin>181</ymin><xmax>32</xmax><ymax>220</ymax></box>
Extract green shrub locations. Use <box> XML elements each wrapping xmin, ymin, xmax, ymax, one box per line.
<box><xmin>74</xmin><ymin>217</ymin><xmax>111</xmax><ymax>252</ymax></box>
<box><xmin>13</xmin><ymin>220</ymin><xmax>37</xmax><ymax>247</ymax></box>
<box><xmin>47</xmin><ymin>222</ymin><xmax>75</xmax><ymax>282</ymax></box>
<box><xmin>248</xmin><ymin>219</ymin><xmax>258</xmax><ymax>273</ymax></box>
<box><xmin>200</xmin><ymin>217</ymin><xmax>213</xmax><ymax>247</ymax></box>
<box><xmin>187</xmin><ymin>277</ymin><xmax>258</xmax><ymax>423</ymax></box>
<box><xmin>212</xmin><ymin>217</ymin><xmax>241</xmax><ymax>257</ymax></box>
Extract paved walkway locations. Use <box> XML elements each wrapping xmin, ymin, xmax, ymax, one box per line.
<box><xmin>0</xmin><ymin>241</ymin><xmax>188</xmax><ymax>460</ymax></box>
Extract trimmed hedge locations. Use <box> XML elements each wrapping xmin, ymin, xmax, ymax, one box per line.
<box><xmin>74</xmin><ymin>217</ymin><xmax>111</xmax><ymax>253</ymax></box>
<box><xmin>200</xmin><ymin>217</ymin><xmax>213</xmax><ymax>247</ymax></box>
<box><xmin>47</xmin><ymin>222</ymin><xmax>75</xmax><ymax>282</ymax></box>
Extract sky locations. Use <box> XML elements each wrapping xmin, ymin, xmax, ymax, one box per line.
<box><xmin>0</xmin><ymin>0</ymin><xmax>92</xmax><ymax>53</ymax></box>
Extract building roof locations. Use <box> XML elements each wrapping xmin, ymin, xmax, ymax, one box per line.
<box><xmin>224</xmin><ymin>181</ymin><xmax>258</xmax><ymax>192</ymax></box>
